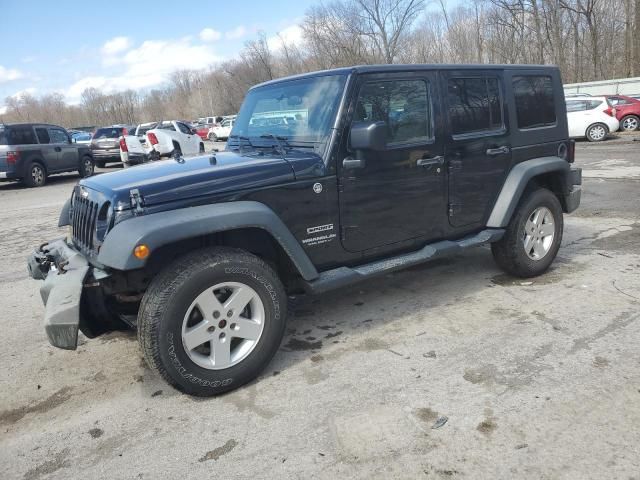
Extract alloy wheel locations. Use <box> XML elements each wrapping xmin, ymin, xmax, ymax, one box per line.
<box><xmin>181</xmin><ymin>282</ymin><xmax>265</xmax><ymax>370</ymax></box>
<box><xmin>622</xmin><ymin>117</ymin><xmax>639</xmax><ymax>131</ymax></box>
<box><xmin>523</xmin><ymin>206</ymin><xmax>555</xmax><ymax>260</ymax></box>
<box><xmin>31</xmin><ymin>165</ymin><xmax>44</xmax><ymax>185</ymax></box>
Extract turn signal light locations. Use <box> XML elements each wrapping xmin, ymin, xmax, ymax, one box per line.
<box><xmin>134</xmin><ymin>244</ymin><xmax>150</xmax><ymax>259</ymax></box>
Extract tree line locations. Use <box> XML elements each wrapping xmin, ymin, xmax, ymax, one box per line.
<box><xmin>2</xmin><ymin>0</ymin><xmax>639</xmax><ymax>128</ymax></box>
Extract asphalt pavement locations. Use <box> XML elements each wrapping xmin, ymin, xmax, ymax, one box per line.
<box><xmin>0</xmin><ymin>136</ymin><xmax>638</xmax><ymax>480</ymax></box>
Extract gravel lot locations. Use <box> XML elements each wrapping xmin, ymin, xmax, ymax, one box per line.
<box><xmin>1</xmin><ymin>136</ymin><xmax>639</xmax><ymax>480</ymax></box>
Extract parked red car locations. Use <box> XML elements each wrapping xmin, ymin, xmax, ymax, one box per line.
<box><xmin>194</xmin><ymin>124</ymin><xmax>210</xmax><ymax>141</ymax></box>
<box><xmin>605</xmin><ymin>95</ymin><xmax>640</xmax><ymax>131</ymax></box>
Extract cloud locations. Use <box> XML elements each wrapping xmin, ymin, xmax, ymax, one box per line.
<box><xmin>0</xmin><ymin>105</ymin><xmax>7</xmax><ymax>115</ymax></box>
<box><xmin>67</xmin><ymin>37</ymin><xmax>223</xmax><ymax>102</ymax></box>
<box><xmin>199</xmin><ymin>28</ymin><xmax>222</xmax><ymax>42</ymax></box>
<box><xmin>267</xmin><ymin>24</ymin><xmax>303</xmax><ymax>51</ymax></box>
<box><xmin>0</xmin><ymin>65</ymin><xmax>23</xmax><ymax>83</ymax></box>
<box><xmin>225</xmin><ymin>26</ymin><xmax>247</xmax><ymax>40</ymax></box>
<box><xmin>10</xmin><ymin>87</ymin><xmax>37</xmax><ymax>99</ymax></box>
<box><xmin>102</xmin><ymin>36</ymin><xmax>132</xmax><ymax>55</ymax></box>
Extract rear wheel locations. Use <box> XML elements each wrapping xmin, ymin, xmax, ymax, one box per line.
<box><xmin>138</xmin><ymin>248</ymin><xmax>287</xmax><ymax>396</ymax></box>
<box><xmin>620</xmin><ymin>115</ymin><xmax>639</xmax><ymax>132</ymax></box>
<box><xmin>172</xmin><ymin>142</ymin><xmax>182</xmax><ymax>157</ymax></box>
<box><xmin>78</xmin><ymin>156</ymin><xmax>94</xmax><ymax>178</ymax></box>
<box><xmin>23</xmin><ymin>161</ymin><xmax>46</xmax><ymax>187</ymax></box>
<box><xmin>210</xmin><ymin>133</ymin><xmax>218</xmax><ymax>142</ymax></box>
<box><xmin>491</xmin><ymin>188</ymin><xmax>563</xmax><ymax>278</ymax></box>
<box><xmin>586</xmin><ymin>123</ymin><xmax>608</xmax><ymax>142</ymax></box>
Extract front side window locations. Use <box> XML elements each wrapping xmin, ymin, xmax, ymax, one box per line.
<box><xmin>48</xmin><ymin>128</ymin><xmax>69</xmax><ymax>144</ymax></box>
<box><xmin>447</xmin><ymin>77</ymin><xmax>503</xmax><ymax>135</ymax></box>
<box><xmin>234</xmin><ymin>74</ymin><xmax>347</xmax><ymax>143</ymax></box>
<box><xmin>177</xmin><ymin>122</ymin><xmax>191</xmax><ymax>134</ymax></box>
<box><xmin>513</xmin><ymin>75</ymin><xmax>556</xmax><ymax>129</ymax></box>
<box><xmin>353</xmin><ymin>79</ymin><xmax>432</xmax><ymax>145</ymax></box>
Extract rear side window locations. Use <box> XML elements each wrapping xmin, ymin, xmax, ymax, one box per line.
<box><xmin>566</xmin><ymin>101</ymin><xmax>587</xmax><ymax>112</ymax></box>
<box><xmin>2</xmin><ymin>126</ymin><xmax>38</xmax><ymax>145</ymax></box>
<box><xmin>354</xmin><ymin>79</ymin><xmax>432</xmax><ymax>144</ymax></box>
<box><xmin>36</xmin><ymin>128</ymin><xmax>51</xmax><ymax>144</ymax></box>
<box><xmin>512</xmin><ymin>76</ymin><xmax>556</xmax><ymax>129</ymax></box>
<box><xmin>48</xmin><ymin>128</ymin><xmax>69</xmax><ymax>144</ymax></box>
<box><xmin>586</xmin><ymin>100</ymin><xmax>604</xmax><ymax>110</ymax></box>
<box><xmin>447</xmin><ymin>77</ymin><xmax>503</xmax><ymax>135</ymax></box>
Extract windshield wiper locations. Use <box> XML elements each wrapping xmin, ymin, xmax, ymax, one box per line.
<box><xmin>228</xmin><ymin>134</ymin><xmax>254</xmax><ymax>152</ymax></box>
<box><xmin>259</xmin><ymin>133</ymin><xmax>290</xmax><ymax>156</ymax></box>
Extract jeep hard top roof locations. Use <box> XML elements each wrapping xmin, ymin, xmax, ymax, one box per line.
<box><xmin>253</xmin><ymin>64</ymin><xmax>558</xmax><ymax>89</ymax></box>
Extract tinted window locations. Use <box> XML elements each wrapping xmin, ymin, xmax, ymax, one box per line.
<box><xmin>586</xmin><ymin>100</ymin><xmax>604</xmax><ymax>110</ymax></box>
<box><xmin>566</xmin><ymin>101</ymin><xmax>587</xmax><ymax>112</ymax></box>
<box><xmin>36</xmin><ymin>127</ymin><xmax>51</xmax><ymax>144</ymax></box>
<box><xmin>447</xmin><ymin>77</ymin><xmax>503</xmax><ymax>135</ymax></box>
<box><xmin>48</xmin><ymin>128</ymin><xmax>69</xmax><ymax>144</ymax></box>
<box><xmin>177</xmin><ymin>122</ymin><xmax>191</xmax><ymax>134</ymax></box>
<box><xmin>513</xmin><ymin>76</ymin><xmax>556</xmax><ymax>129</ymax></box>
<box><xmin>354</xmin><ymin>80</ymin><xmax>431</xmax><ymax>144</ymax></box>
<box><xmin>3</xmin><ymin>126</ymin><xmax>38</xmax><ymax>145</ymax></box>
<box><xmin>93</xmin><ymin>127</ymin><xmax>122</xmax><ymax>139</ymax></box>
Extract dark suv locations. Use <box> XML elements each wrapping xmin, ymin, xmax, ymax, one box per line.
<box><xmin>90</xmin><ymin>125</ymin><xmax>135</xmax><ymax>167</ymax></box>
<box><xmin>0</xmin><ymin>123</ymin><xmax>94</xmax><ymax>187</ymax></box>
<box><xmin>28</xmin><ymin>64</ymin><xmax>581</xmax><ymax>396</ymax></box>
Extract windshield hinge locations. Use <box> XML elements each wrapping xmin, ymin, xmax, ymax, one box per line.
<box><xmin>129</xmin><ymin>189</ymin><xmax>145</xmax><ymax>215</ymax></box>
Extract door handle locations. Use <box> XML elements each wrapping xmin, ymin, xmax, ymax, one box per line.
<box><xmin>416</xmin><ymin>155</ymin><xmax>444</xmax><ymax>167</ymax></box>
<box><xmin>486</xmin><ymin>146</ymin><xmax>510</xmax><ymax>156</ymax></box>
<box><xmin>343</xmin><ymin>157</ymin><xmax>365</xmax><ymax>169</ymax></box>
<box><xmin>54</xmin><ymin>147</ymin><xmax>62</xmax><ymax>152</ymax></box>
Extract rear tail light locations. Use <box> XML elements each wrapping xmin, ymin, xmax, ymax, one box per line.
<box><xmin>604</xmin><ymin>107</ymin><xmax>617</xmax><ymax>117</ymax></box>
<box><xmin>6</xmin><ymin>151</ymin><xmax>19</xmax><ymax>165</ymax></box>
<box><xmin>147</xmin><ymin>132</ymin><xmax>158</xmax><ymax>145</ymax></box>
<box><xmin>119</xmin><ymin>137</ymin><xmax>128</xmax><ymax>152</ymax></box>
<box><xmin>567</xmin><ymin>139</ymin><xmax>575</xmax><ymax>163</ymax></box>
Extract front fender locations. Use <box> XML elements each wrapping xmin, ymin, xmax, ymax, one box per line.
<box><xmin>486</xmin><ymin>157</ymin><xmax>571</xmax><ymax>228</ymax></box>
<box><xmin>96</xmin><ymin>201</ymin><xmax>319</xmax><ymax>280</ymax></box>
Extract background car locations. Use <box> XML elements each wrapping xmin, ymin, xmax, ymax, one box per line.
<box><xmin>71</xmin><ymin>131</ymin><xmax>92</xmax><ymax>144</ymax></box>
<box><xmin>604</xmin><ymin>95</ymin><xmax>640</xmax><ymax>131</ymax></box>
<box><xmin>0</xmin><ymin>123</ymin><xmax>94</xmax><ymax>187</ymax></box>
<box><xmin>90</xmin><ymin>125</ymin><xmax>135</xmax><ymax>167</ymax></box>
<box><xmin>207</xmin><ymin>117</ymin><xmax>235</xmax><ymax>141</ymax></box>
<box><xmin>193</xmin><ymin>124</ymin><xmax>210</xmax><ymax>140</ymax></box>
<box><xmin>566</xmin><ymin>96</ymin><xmax>620</xmax><ymax>142</ymax></box>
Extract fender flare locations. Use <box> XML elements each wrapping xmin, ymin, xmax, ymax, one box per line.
<box><xmin>58</xmin><ymin>199</ymin><xmax>71</xmax><ymax>227</ymax></box>
<box><xmin>486</xmin><ymin>157</ymin><xmax>570</xmax><ymax>228</ymax></box>
<box><xmin>96</xmin><ymin>201</ymin><xmax>320</xmax><ymax>280</ymax></box>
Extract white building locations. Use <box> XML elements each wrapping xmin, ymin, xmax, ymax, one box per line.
<box><xmin>564</xmin><ymin>76</ymin><xmax>640</xmax><ymax>96</ymax></box>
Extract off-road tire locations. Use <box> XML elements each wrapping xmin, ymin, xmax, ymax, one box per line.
<box><xmin>491</xmin><ymin>187</ymin><xmax>563</xmax><ymax>278</ymax></box>
<box><xmin>138</xmin><ymin>247</ymin><xmax>287</xmax><ymax>396</ymax></box>
<box><xmin>586</xmin><ymin>123</ymin><xmax>608</xmax><ymax>142</ymax></box>
<box><xmin>23</xmin><ymin>161</ymin><xmax>46</xmax><ymax>187</ymax></box>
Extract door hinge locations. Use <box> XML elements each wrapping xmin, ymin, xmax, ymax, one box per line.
<box><xmin>129</xmin><ymin>188</ymin><xmax>145</xmax><ymax>215</ymax></box>
<box><xmin>448</xmin><ymin>203</ymin><xmax>462</xmax><ymax>217</ymax></box>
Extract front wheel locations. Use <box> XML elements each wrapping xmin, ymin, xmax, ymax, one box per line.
<box><xmin>138</xmin><ymin>248</ymin><xmax>287</xmax><ymax>396</ymax></box>
<box><xmin>491</xmin><ymin>188</ymin><xmax>563</xmax><ymax>278</ymax></box>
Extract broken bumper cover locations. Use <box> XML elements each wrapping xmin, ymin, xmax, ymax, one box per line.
<box><xmin>27</xmin><ymin>239</ymin><xmax>90</xmax><ymax>350</ymax></box>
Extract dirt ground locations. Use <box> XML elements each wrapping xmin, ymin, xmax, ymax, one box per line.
<box><xmin>0</xmin><ymin>136</ymin><xmax>638</xmax><ymax>479</ymax></box>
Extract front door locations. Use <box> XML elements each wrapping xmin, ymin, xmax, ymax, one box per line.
<box><xmin>48</xmin><ymin>127</ymin><xmax>77</xmax><ymax>170</ymax></box>
<box><xmin>338</xmin><ymin>72</ymin><xmax>447</xmax><ymax>253</ymax></box>
<box><xmin>34</xmin><ymin>127</ymin><xmax>61</xmax><ymax>171</ymax></box>
<box><xmin>442</xmin><ymin>72</ymin><xmax>512</xmax><ymax>228</ymax></box>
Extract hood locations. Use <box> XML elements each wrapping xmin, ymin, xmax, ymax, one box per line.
<box><xmin>80</xmin><ymin>148</ymin><xmax>323</xmax><ymax>209</ymax></box>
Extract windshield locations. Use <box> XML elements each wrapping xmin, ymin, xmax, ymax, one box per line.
<box><xmin>233</xmin><ymin>74</ymin><xmax>347</xmax><ymax>146</ymax></box>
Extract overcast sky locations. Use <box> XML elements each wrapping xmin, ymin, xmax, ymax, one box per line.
<box><xmin>0</xmin><ymin>0</ymin><xmax>314</xmax><ymax>110</ymax></box>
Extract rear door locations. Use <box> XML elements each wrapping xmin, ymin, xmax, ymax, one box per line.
<box><xmin>48</xmin><ymin>127</ymin><xmax>77</xmax><ymax>169</ymax></box>
<box><xmin>338</xmin><ymin>71</ymin><xmax>447</xmax><ymax>252</ymax></box>
<box><xmin>443</xmin><ymin>71</ymin><xmax>511</xmax><ymax>229</ymax></box>
<box><xmin>566</xmin><ymin>100</ymin><xmax>588</xmax><ymax>137</ymax></box>
<box><xmin>34</xmin><ymin>127</ymin><xmax>62</xmax><ymax>171</ymax></box>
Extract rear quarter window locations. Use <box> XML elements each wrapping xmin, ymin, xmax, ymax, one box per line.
<box><xmin>513</xmin><ymin>76</ymin><xmax>556</xmax><ymax>129</ymax></box>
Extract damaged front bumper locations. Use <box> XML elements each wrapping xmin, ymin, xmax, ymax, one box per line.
<box><xmin>27</xmin><ymin>239</ymin><xmax>90</xmax><ymax>350</ymax></box>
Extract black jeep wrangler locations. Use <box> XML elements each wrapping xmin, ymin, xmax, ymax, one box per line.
<box><xmin>28</xmin><ymin>65</ymin><xmax>581</xmax><ymax>396</ymax></box>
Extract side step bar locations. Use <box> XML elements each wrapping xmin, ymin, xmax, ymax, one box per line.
<box><xmin>302</xmin><ymin>228</ymin><xmax>505</xmax><ymax>295</ymax></box>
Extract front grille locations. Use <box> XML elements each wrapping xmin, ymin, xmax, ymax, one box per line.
<box><xmin>71</xmin><ymin>195</ymin><xmax>99</xmax><ymax>253</ymax></box>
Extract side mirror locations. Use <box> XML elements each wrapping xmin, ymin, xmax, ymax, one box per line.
<box><xmin>349</xmin><ymin>121</ymin><xmax>387</xmax><ymax>151</ymax></box>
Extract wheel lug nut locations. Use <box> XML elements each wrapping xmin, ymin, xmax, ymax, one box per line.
<box><xmin>227</xmin><ymin>310</ymin><xmax>233</xmax><ymax>318</ymax></box>
<box><xmin>219</xmin><ymin>332</ymin><xmax>226</xmax><ymax>340</ymax></box>
<box><xmin>207</xmin><ymin>326</ymin><xmax>215</xmax><ymax>333</ymax></box>
<box><xmin>213</xmin><ymin>311</ymin><xmax>220</xmax><ymax>319</ymax></box>
<box><xmin>230</xmin><ymin>323</ymin><xmax>236</xmax><ymax>330</ymax></box>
